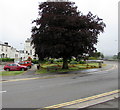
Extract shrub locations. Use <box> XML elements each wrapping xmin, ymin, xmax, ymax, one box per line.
<box><xmin>54</xmin><ymin>59</ymin><xmax>63</xmax><ymax>62</ymax></box>
<box><xmin>70</xmin><ymin>60</ymin><xmax>78</xmax><ymax>64</ymax></box>
<box><xmin>39</xmin><ymin>60</ymin><xmax>47</xmax><ymax>64</ymax></box>
<box><xmin>48</xmin><ymin>58</ymin><xmax>54</xmax><ymax>64</ymax></box>
<box><xmin>53</xmin><ymin>59</ymin><xmax>63</xmax><ymax>63</ymax></box>
<box><xmin>0</xmin><ymin>58</ymin><xmax>14</xmax><ymax>62</ymax></box>
<box><xmin>79</xmin><ymin>61</ymin><xmax>86</xmax><ymax>64</ymax></box>
<box><xmin>32</xmin><ymin>59</ymin><xmax>39</xmax><ymax>64</ymax></box>
<box><xmin>88</xmin><ymin>57</ymin><xmax>97</xmax><ymax>60</ymax></box>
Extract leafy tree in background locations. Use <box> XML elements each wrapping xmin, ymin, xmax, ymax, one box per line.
<box><xmin>112</xmin><ymin>55</ymin><xmax>117</xmax><ymax>59</ymax></box>
<box><xmin>89</xmin><ymin>52</ymin><xmax>104</xmax><ymax>59</ymax></box>
<box><xmin>117</xmin><ymin>52</ymin><xmax>120</xmax><ymax>59</ymax></box>
<box><xmin>31</xmin><ymin>1</ymin><xmax>106</xmax><ymax>69</ymax></box>
<box><xmin>101</xmin><ymin>53</ymin><xmax>104</xmax><ymax>59</ymax></box>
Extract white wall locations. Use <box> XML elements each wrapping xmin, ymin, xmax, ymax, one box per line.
<box><xmin>24</xmin><ymin>38</ymin><xmax>35</xmax><ymax>60</ymax></box>
<box><xmin>0</xmin><ymin>39</ymin><xmax>36</xmax><ymax>60</ymax></box>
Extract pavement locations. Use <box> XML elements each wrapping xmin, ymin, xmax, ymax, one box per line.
<box><xmin>1</xmin><ymin>61</ymin><xmax>116</xmax><ymax>81</ymax></box>
<box><xmin>48</xmin><ymin>98</ymin><xmax>120</xmax><ymax>110</ymax></box>
<box><xmin>63</xmin><ymin>90</ymin><xmax>120</xmax><ymax>109</ymax></box>
<box><xmin>88</xmin><ymin>97</ymin><xmax>120</xmax><ymax>109</ymax></box>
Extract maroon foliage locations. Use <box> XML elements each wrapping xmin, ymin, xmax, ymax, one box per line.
<box><xmin>31</xmin><ymin>2</ymin><xmax>106</xmax><ymax>69</ymax></box>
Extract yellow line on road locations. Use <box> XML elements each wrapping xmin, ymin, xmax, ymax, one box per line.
<box><xmin>0</xmin><ymin>77</ymin><xmax>40</xmax><ymax>83</ymax></box>
<box><xmin>44</xmin><ymin>89</ymin><xmax>120</xmax><ymax>108</ymax></box>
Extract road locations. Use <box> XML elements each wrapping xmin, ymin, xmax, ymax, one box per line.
<box><xmin>2</xmin><ymin>61</ymin><xmax>118</xmax><ymax>108</ymax></box>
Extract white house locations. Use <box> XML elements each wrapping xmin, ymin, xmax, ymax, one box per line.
<box><xmin>24</xmin><ymin>38</ymin><xmax>36</xmax><ymax>60</ymax></box>
<box><xmin>0</xmin><ymin>41</ymin><xmax>20</xmax><ymax>61</ymax></box>
<box><xmin>0</xmin><ymin>39</ymin><xmax>36</xmax><ymax>61</ymax></box>
<box><xmin>19</xmin><ymin>50</ymin><xmax>25</xmax><ymax>61</ymax></box>
<box><xmin>0</xmin><ymin>42</ymin><xmax>11</xmax><ymax>58</ymax></box>
<box><xmin>10</xmin><ymin>47</ymin><xmax>20</xmax><ymax>62</ymax></box>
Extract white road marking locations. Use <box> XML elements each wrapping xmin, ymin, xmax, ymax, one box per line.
<box><xmin>0</xmin><ymin>91</ymin><xmax>7</xmax><ymax>93</ymax></box>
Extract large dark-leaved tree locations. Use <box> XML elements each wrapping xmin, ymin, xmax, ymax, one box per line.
<box><xmin>31</xmin><ymin>1</ymin><xmax>106</xmax><ymax>69</ymax></box>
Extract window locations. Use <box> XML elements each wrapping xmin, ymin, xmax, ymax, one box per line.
<box><xmin>1</xmin><ymin>46</ymin><xmax>3</xmax><ymax>51</ymax></box>
<box><xmin>12</xmin><ymin>64</ymin><xmax>17</xmax><ymax>66</ymax></box>
<box><xmin>8</xmin><ymin>64</ymin><xmax>13</xmax><ymax>66</ymax></box>
<box><xmin>19</xmin><ymin>62</ymin><xmax>24</xmax><ymax>64</ymax></box>
<box><xmin>30</xmin><ymin>50</ymin><xmax>32</xmax><ymax>55</ymax></box>
<box><xmin>6</xmin><ymin>47</ymin><xmax>7</xmax><ymax>52</ymax></box>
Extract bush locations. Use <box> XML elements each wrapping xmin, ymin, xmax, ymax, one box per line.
<box><xmin>54</xmin><ymin>59</ymin><xmax>63</xmax><ymax>63</ymax></box>
<box><xmin>79</xmin><ymin>61</ymin><xmax>86</xmax><ymax>64</ymax></box>
<box><xmin>70</xmin><ymin>60</ymin><xmax>78</xmax><ymax>64</ymax></box>
<box><xmin>56</xmin><ymin>59</ymin><xmax>63</xmax><ymax>62</ymax></box>
<box><xmin>0</xmin><ymin>58</ymin><xmax>14</xmax><ymax>62</ymax></box>
<box><xmin>88</xmin><ymin>57</ymin><xmax>97</xmax><ymax>60</ymax></box>
<box><xmin>39</xmin><ymin>60</ymin><xmax>47</xmax><ymax>64</ymax></box>
<box><xmin>49</xmin><ymin>59</ymin><xmax>54</xmax><ymax>64</ymax></box>
<box><xmin>32</xmin><ymin>59</ymin><xmax>39</xmax><ymax>64</ymax></box>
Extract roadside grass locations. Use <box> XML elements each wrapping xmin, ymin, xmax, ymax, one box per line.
<box><xmin>36</xmin><ymin>63</ymin><xmax>106</xmax><ymax>74</ymax></box>
<box><xmin>36</xmin><ymin>68</ymin><xmax>83</xmax><ymax>74</ymax></box>
<box><xmin>0</xmin><ymin>71</ymin><xmax>25</xmax><ymax>76</ymax></box>
<box><xmin>0</xmin><ymin>63</ymin><xmax>106</xmax><ymax>76</ymax></box>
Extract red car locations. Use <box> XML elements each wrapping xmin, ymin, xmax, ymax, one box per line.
<box><xmin>19</xmin><ymin>61</ymin><xmax>32</xmax><ymax>69</ymax></box>
<box><xmin>4</xmin><ymin>63</ymin><xmax>28</xmax><ymax>71</ymax></box>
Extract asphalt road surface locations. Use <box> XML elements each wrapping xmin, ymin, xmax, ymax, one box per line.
<box><xmin>2</xmin><ymin>61</ymin><xmax>118</xmax><ymax>108</ymax></box>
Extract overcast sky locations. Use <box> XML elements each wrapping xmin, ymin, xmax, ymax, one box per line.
<box><xmin>0</xmin><ymin>0</ymin><xmax>119</xmax><ymax>56</ymax></box>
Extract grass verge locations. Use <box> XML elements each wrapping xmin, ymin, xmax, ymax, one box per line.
<box><xmin>36</xmin><ymin>68</ymin><xmax>84</xmax><ymax>74</ymax></box>
<box><xmin>36</xmin><ymin>63</ymin><xmax>106</xmax><ymax>74</ymax></box>
<box><xmin>0</xmin><ymin>71</ymin><xmax>25</xmax><ymax>76</ymax></box>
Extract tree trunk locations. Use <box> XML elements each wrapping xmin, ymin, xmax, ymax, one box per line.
<box><xmin>62</xmin><ymin>57</ymin><xmax>68</xmax><ymax>69</ymax></box>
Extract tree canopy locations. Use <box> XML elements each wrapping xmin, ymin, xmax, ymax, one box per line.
<box><xmin>89</xmin><ymin>52</ymin><xmax>104</xmax><ymax>59</ymax></box>
<box><xmin>31</xmin><ymin>1</ymin><xmax>106</xmax><ymax>69</ymax></box>
<box><xmin>117</xmin><ymin>52</ymin><xmax>120</xmax><ymax>59</ymax></box>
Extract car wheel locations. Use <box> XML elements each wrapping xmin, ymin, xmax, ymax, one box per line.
<box><xmin>28</xmin><ymin>66</ymin><xmax>31</xmax><ymax>69</ymax></box>
<box><xmin>21</xmin><ymin>68</ymin><xmax>25</xmax><ymax>71</ymax></box>
<box><xmin>6</xmin><ymin>68</ymin><xmax>10</xmax><ymax>71</ymax></box>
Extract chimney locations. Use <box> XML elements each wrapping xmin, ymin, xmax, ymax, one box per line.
<box><xmin>4</xmin><ymin>42</ymin><xmax>8</xmax><ymax>45</ymax></box>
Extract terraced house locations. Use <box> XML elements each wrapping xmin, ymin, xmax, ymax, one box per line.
<box><xmin>0</xmin><ymin>41</ymin><xmax>19</xmax><ymax>59</ymax></box>
<box><xmin>0</xmin><ymin>38</ymin><xmax>36</xmax><ymax>62</ymax></box>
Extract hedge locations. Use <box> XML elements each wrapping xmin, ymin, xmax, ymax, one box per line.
<box><xmin>32</xmin><ymin>59</ymin><xmax>39</xmax><ymax>64</ymax></box>
<box><xmin>0</xmin><ymin>58</ymin><xmax>14</xmax><ymax>62</ymax></box>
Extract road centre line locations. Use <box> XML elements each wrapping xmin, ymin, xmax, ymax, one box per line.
<box><xmin>44</xmin><ymin>89</ymin><xmax>120</xmax><ymax>109</ymax></box>
<box><xmin>0</xmin><ymin>64</ymin><xmax>117</xmax><ymax>83</ymax></box>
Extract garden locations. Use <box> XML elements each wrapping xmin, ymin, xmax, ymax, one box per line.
<box><xmin>35</xmin><ymin>58</ymin><xmax>106</xmax><ymax>74</ymax></box>
<box><xmin>0</xmin><ymin>58</ymin><xmax>105</xmax><ymax>76</ymax></box>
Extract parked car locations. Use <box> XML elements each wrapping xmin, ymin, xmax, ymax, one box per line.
<box><xmin>4</xmin><ymin>63</ymin><xmax>28</xmax><ymax>71</ymax></box>
<box><xmin>18</xmin><ymin>61</ymin><xmax>32</xmax><ymax>69</ymax></box>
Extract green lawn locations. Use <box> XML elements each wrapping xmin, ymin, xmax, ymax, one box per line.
<box><xmin>0</xmin><ymin>71</ymin><xmax>25</xmax><ymax>76</ymax></box>
<box><xmin>0</xmin><ymin>63</ymin><xmax>106</xmax><ymax>76</ymax></box>
<box><xmin>36</xmin><ymin>68</ymin><xmax>83</xmax><ymax>74</ymax></box>
<box><xmin>36</xmin><ymin>63</ymin><xmax>106</xmax><ymax>74</ymax></box>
